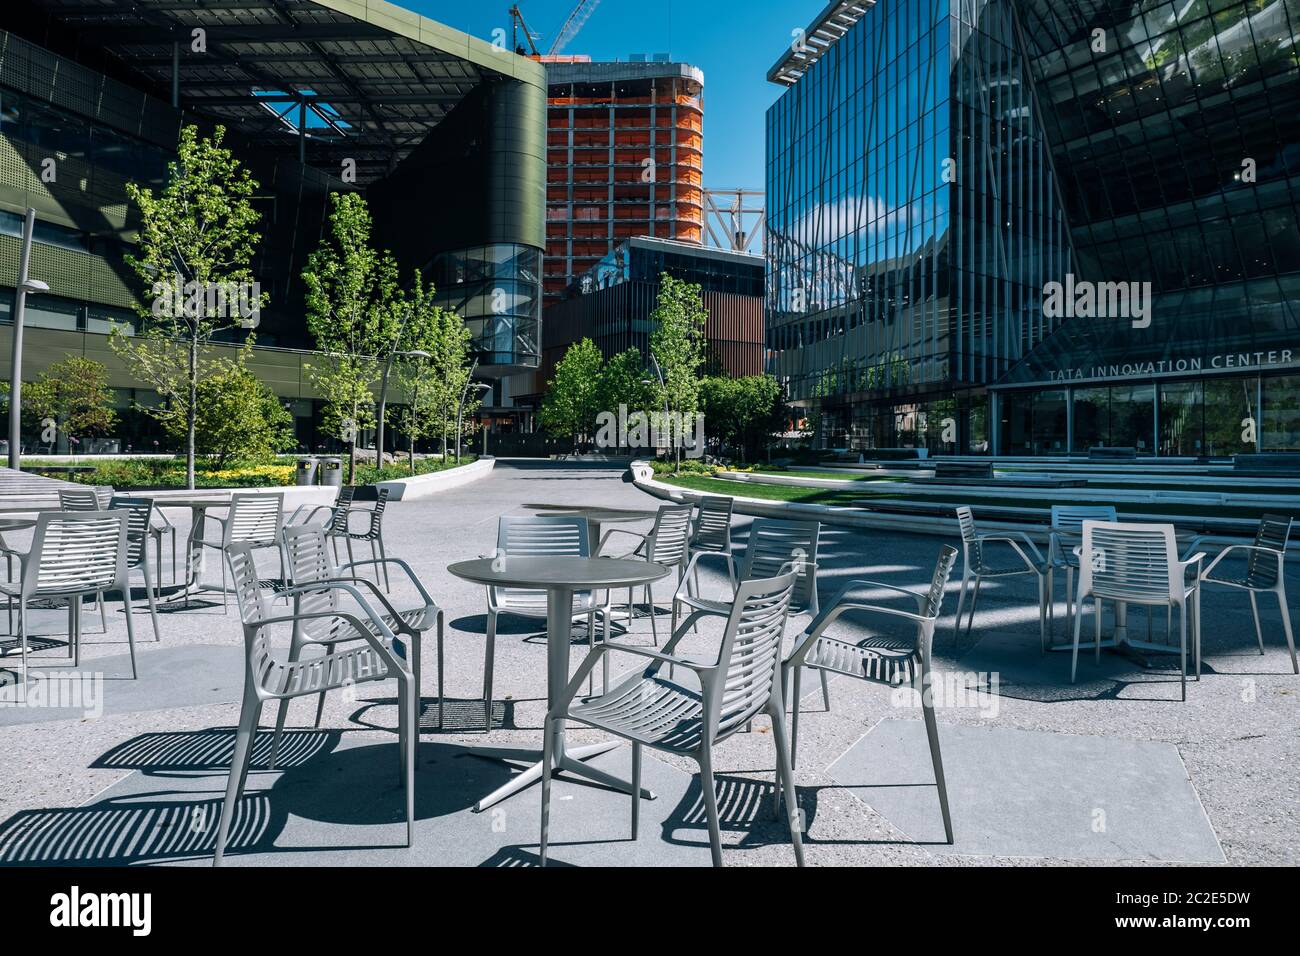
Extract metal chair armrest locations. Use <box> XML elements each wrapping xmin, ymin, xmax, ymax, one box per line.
<box><xmin>787</xmin><ymin>600</ymin><xmax>929</xmax><ymax>669</ymax></box>
<box><xmin>548</xmin><ymin>643</ymin><xmax>711</xmax><ymax>721</ymax></box>
<box><xmin>337</xmin><ymin>556</ymin><xmax>438</xmax><ymax>606</ymax></box>
<box><xmin>596</xmin><ymin>527</ymin><xmax>648</xmax><ymax>556</ymax></box>
<box><xmin>277</xmin><ymin>580</ymin><xmax>395</xmax><ymax>634</ymax></box>
<box><xmin>979</xmin><ymin>534</ymin><xmax>1044</xmax><ymax>571</ymax></box>
<box><xmin>253</xmin><ymin>609</ymin><xmax>406</xmax><ymax>671</ymax></box>
<box><xmin>672</xmin><ymin>550</ymin><xmax>738</xmax><ymax>600</ymax></box>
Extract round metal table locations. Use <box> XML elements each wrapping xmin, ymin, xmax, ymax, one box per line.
<box><xmin>448</xmin><ymin>555</ymin><xmax>671</xmax><ymax>812</ymax></box>
<box><xmin>136</xmin><ymin>494</ymin><xmax>233</xmax><ymax>601</ymax></box>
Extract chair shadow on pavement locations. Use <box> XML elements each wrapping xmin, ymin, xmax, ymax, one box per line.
<box><xmin>0</xmin><ymin>729</ymin><xmax>518</xmax><ymax>866</ymax></box>
<box><xmin>660</xmin><ymin>772</ymin><xmax>819</xmax><ymax>857</ymax></box>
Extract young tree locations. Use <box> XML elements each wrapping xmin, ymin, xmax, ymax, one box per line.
<box><xmin>540</xmin><ymin>338</ymin><xmax>603</xmax><ymax>454</ymax></box>
<box><xmin>595</xmin><ymin>348</ymin><xmax>657</xmax><ymax>454</ymax></box>
<box><xmin>113</xmin><ymin>124</ymin><xmax>266</xmax><ymax>489</ymax></box>
<box><xmin>302</xmin><ymin>192</ymin><xmax>403</xmax><ymax>482</ymax></box>
<box><xmin>648</xmin><ymin>273</ymin><xmax>709</xmax><ymax>472</ymax></box>
<box><xmin>390</xmin><ymin>275</ymin><xmax>476</xmax><ymax>463</ymax></box>
<box><xmin>700</xmin><ymin>375</ymin><xmax>789</xmax><ymax>461</ymax></box>
<box><xmin>24</xmin><ymin>357</ymin><xmax>118</xmax><ymax>452</ymax></box>
<box><xmin>183</xmin><ymin>358</ymin><xmax>295</xmax><ymax>468</ymax></box>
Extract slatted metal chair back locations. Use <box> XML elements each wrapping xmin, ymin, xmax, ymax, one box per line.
<box><xmin>740</xmin><ymin>518</ymin><xmax>821</xmax><ymax>615</ymax></box>
<box><xmin>923</xmin><ymin>546</ymin><xmax>960</xmax><ymax>619</ymax></box>
<box><xmin>281</xmin><ymin>524</ymin><xmax>339</xmax><ymax>640</ymax></box>
<box><xmin>645</xmin><ymin>505</ymin><xmax>693</xmax><ymax>567</ymax></box>
<box><xmin>328</xmin><ymin>487</ymin><xmax>356</xmax><ymax>534</ymax></box>
<box><xmin>691</xmin><ymin>496</ymin><xmax>733</xmax><ymax>553</ymax></box>
<box><xmin>710</xmin><ymin>571</ymin><xmax>796</xmax><ymax>742</ymax></box>
<box><xmin>1050</xmin><ymin>505</ymin><xmax>1118</xmax><ymax>533</ymax></box>
<box><xmin>226</xmin><ymin>542</ymin><xmax>270</xmax><ymax>628</ymax></box>
<box><xmin>108</xmin><ymin>496</ymin><xmax>155</xmax><ymax>567</ymax></box>
<box><xmin>371</xmin><ymin>488</ymin><xmax>390</xmax><ymax>521</ymax></box>
<box><xmin>26</xmin><ymin>511</ymin><xmax>127</xmax><ymax>595</ymax></box>
<box><xmin>58</xmin><ymin>488</ymin><xmax>102</xmax><ymax>512</ymax></box>
<box><xmin>955</xmin><ymin>505</ymin><xmax>983</xmax><ymax>569</ymax></box>
<box><xmin>1078</xmin><ymin>521</ymin><xmax>1179</xmax><ymax>604</ymax></box>
<box><xmin>1247</xmin><ymin>513</ymin><xmax>1292</xmax><ymax>588</ymax></box>
<box><xmin>497</xmin><ymin>515</ymin><xmax>590</xmax><ymax>557</ymax></box>
<box><xmin>226</xmin><ymin>493</ymin><xmax>283</xmax><ymax>545</ymax></box>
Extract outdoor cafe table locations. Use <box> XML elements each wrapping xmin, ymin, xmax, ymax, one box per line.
<box><xmin>448</xmin><ymin>555</ymin><xmax>671</xmax><ymax>812</ymax></box>
<box><xmin>135</xmin><ymin>494</ymin><xmax>233</xmax><ymax>602</ymax></box>
<box><xmin>523</xmin><ymin>503</ymin><xmax>662</xmax><ymax>550</ymax></box>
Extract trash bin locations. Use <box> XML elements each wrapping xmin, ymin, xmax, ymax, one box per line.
<box><xmin>319</xmin><ymin>456</ymin><xmax>343</xmax><ymax>488</ymax></box>
<box><xmin>295</xmin><ymin>457</ymin><xmax>318</xmax><ymax>486</ymax></box>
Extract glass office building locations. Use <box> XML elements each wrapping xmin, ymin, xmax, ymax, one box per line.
<box><xmin>766</xmin><ymin>0</ymin><xmax>1300</xmax><ymax>456</ymax></box>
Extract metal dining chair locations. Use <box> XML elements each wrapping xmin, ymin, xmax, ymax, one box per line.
<box><xmin>108</xmin><ymin>495</ymin><xmax>163</xmax><ymax>643</ymax></box>
<box><xmin>328</xmin><ymin>488</ymin><xmax>391</xmax><ymax>590</ymax></box>
<box><xmin>286</xmin><ymin>485</ymin><xmax>355</xmax><ymax>530</ymax></box>
<box><xmin>597</xmin><ymin>503</ymin><xmax>694</xmax><ymax>644</ymax></box>
<box><xmin>1071</xmin><ymin>520</ymin><xmax>1204</xmax><ymax>700</ymax></box>
<box><xmin>540</xmin><ymin>570</ymin><xmax>804</xmax><ymax>867</ymax></box>
<box><xmin>1195</xmin><ymin>513</ymin><xmax>1297</xmax><ymax>673</ymax></box>
<box><xmin>55</xmin><ymin>486</ymin><xmax>112</xmax><ymax>632</ymax></box>
<box><xmin>671</xmin><ymin>517</ymin><xmax>827</xmax><ymax>707</ymax></box>
<box><xmin>0</xmin><ymin>510</ymin><xmax>137</xmax><ymax>693</ymax></box>
<box><xmin>59</xmin><ymin>486</ymin><xmax>175</xmax><ymax>586</ymax></box>
<box><xmin>1049</xmin><ymin>505</ymin><xmax>1118</xmax><ymax>645</ymax></box>
<box><xmin>483</xmin><ymin>515</ymin><xmax>612</xmax><ymax>729</ymax></box>
<box><xmin>213</xmin><ymin>542</ymin><xmax>416</xmax><ymax>865</ymax></box>
<box><xmin>275</xmin><ymin>523</ymin><xmax>445</xmax><ymax>751</ymax></box>
<box><xmin>953</xmin><ymin>506</ymin><xmax>1052</xmax><ymax>648</ymax></box>
<box><xmin>688</xmin><ymin>495</ymin><xmax>735</xmax><ymax>588</ymax></box>
<box><xmin>782</xmin><ymin>546</ymin><xmax>958</xmax><ymax>844</ymax></box>
<box><xmin>196</xmin><ymin>492</ymin><xmax>285</xmax><ymax>611</ymax></box>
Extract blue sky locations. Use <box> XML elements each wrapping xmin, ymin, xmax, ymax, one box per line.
<box><xmin>406</xmin><ymin>1</ymin><xmax>810</xmax><ymax>191</ymax></box>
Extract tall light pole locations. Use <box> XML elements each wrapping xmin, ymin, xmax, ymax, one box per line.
<box><xmin>373</xmin><ymin>305</ymin><xmax>419</xmax><ymax>464</ymax></box>
<box><xmin>8</xmin><ymin>208</ymin><xmax>49</xmax><ymax>469</ymax></box>
<box><xmin>456</xmin><ymin>358</ymin><xmax>491</xmax><ymax>464</ymax></box>
<box><xmin>373</xmin><ymin>340</ymin><xmax>429</xmax><ymax>465</ymax></box>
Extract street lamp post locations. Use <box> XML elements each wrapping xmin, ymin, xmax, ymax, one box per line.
<box><xmin>374</xmin><ymin>338</ymin><xmax>429</xmax><ymax>467</ymax></box>
<box><xmin>373</xmin><ymin>305</ymin><xmax>421</xmax><ymax>466</ymax></box>
<box><xmin>7</xmin><ymin>208</ymin><xmax>49</xmax><ymax>470</ymax></box>
<box><xmin>455</xmin><ymin>358</ymin><xmax>491</xmax><ymax>464</ymax></box>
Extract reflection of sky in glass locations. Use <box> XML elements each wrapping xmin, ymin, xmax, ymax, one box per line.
<box><xmin>765</xmin><ymin>0</ymin><xmax>1071</xmax><ymax>400</ymax></box>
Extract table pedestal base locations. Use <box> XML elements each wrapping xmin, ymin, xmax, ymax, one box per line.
<box><xmin>467</xmin><ymin>740</ymin><xmax>656</xmax><ymax>812</ymax></box>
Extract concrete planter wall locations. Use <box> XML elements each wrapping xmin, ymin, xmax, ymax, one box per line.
<box><xmin>374</xmin><ymin>457</ymin><xmax>495</xmax><ymax>500</ymax></box>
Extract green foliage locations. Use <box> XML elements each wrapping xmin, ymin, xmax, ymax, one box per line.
<box><xmin>302</xmin><ymin>191</ymin><xmax>403</xmax><ymax>480</ymax></box>
<box><xmin>540</xmin><ymin>338</ymin><xmax>603</xmax><ymax>451</ymax></box>
<box><xmin>391</xmin><ymin>273</ymin><xmax>477</xmax><ymax>456</ymax></box>
<box><xmin>27</xmin><ymin>457</ymin><xmax>294</xmax><ymax>489</ymax></box>
<box><xmin>182</xmin><ymin>358</ymin><xmax>295</xmax><ymax>467</ymax></box>
<box><xmin>23</xmin><ymin>357</ymin><xmax>117</xmax><ymax>446</ymax></box>
<box><xmin>114</xmin><ymin>124</ymin><xmax>267</xmax><ymax>489</ymax></box>
<box><xmin>648</xmin><ymin>273</ymin><xmax>709</xmax><ymax>469</ymax></box>
<box><xmin>699</xmin><ymin>373</ymin><xmax>786</xmax><ymax>461</ymax></box>
<box><xmin>596</xmin><ymin>348</ymin><xmax>657</xmax><ymax>420</ymax></box>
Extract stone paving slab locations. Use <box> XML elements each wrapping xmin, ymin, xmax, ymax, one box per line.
<box><xmin>827</xmin><ymin>718</ymin><xmax>1224</xmax><ymax>863</ymax></box>
<box><xmin>0</xmin><ymin>729</ymin><xmax>715</xmax><ymax>867</ymax></box>
<box><xmin>0</xmin><ymin>645</ymin><xmax>243</xmax><ymax>725</ymax></box>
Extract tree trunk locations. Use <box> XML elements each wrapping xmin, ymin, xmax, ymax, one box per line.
<box><xmin>348</xmin><ymin>395</ymin><xmax>358</xmax><ymax>483</ymax></box>
<box><xmin>186</xmin><ymin>332</ymin><xmax>198</xmax><ymax>490</ymax></box>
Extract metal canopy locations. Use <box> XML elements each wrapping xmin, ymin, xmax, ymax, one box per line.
<box><xmin>767</xmin><ymin>0</ymin><xmax>873</xmax><ymax>87</ymax></box>
<box><xmin>20</xmin><ymin>0</ymin><xmax>541</xmax><ymax>183</ymax></box>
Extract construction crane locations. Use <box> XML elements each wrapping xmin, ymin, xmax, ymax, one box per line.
<box><xmin>547</xmin><ymin>0</ymin><xmax>602</xmax><ymax>56</ymax></box>
<box><xmin>508</xmin><ymin>4</ymin><xmax>540</xmax><ymax>56</ymax></box>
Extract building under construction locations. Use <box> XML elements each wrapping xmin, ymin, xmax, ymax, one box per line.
<box><xmin>541</xmin><ymin>58</ymin><xmax>705</xmax><ymax>302</ymax></box>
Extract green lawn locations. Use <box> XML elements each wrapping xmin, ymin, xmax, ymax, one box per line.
<box><xmin>661</xmin><ymin>474</ymin><xmax>1299</xmax><ymax>521</ymax></box>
